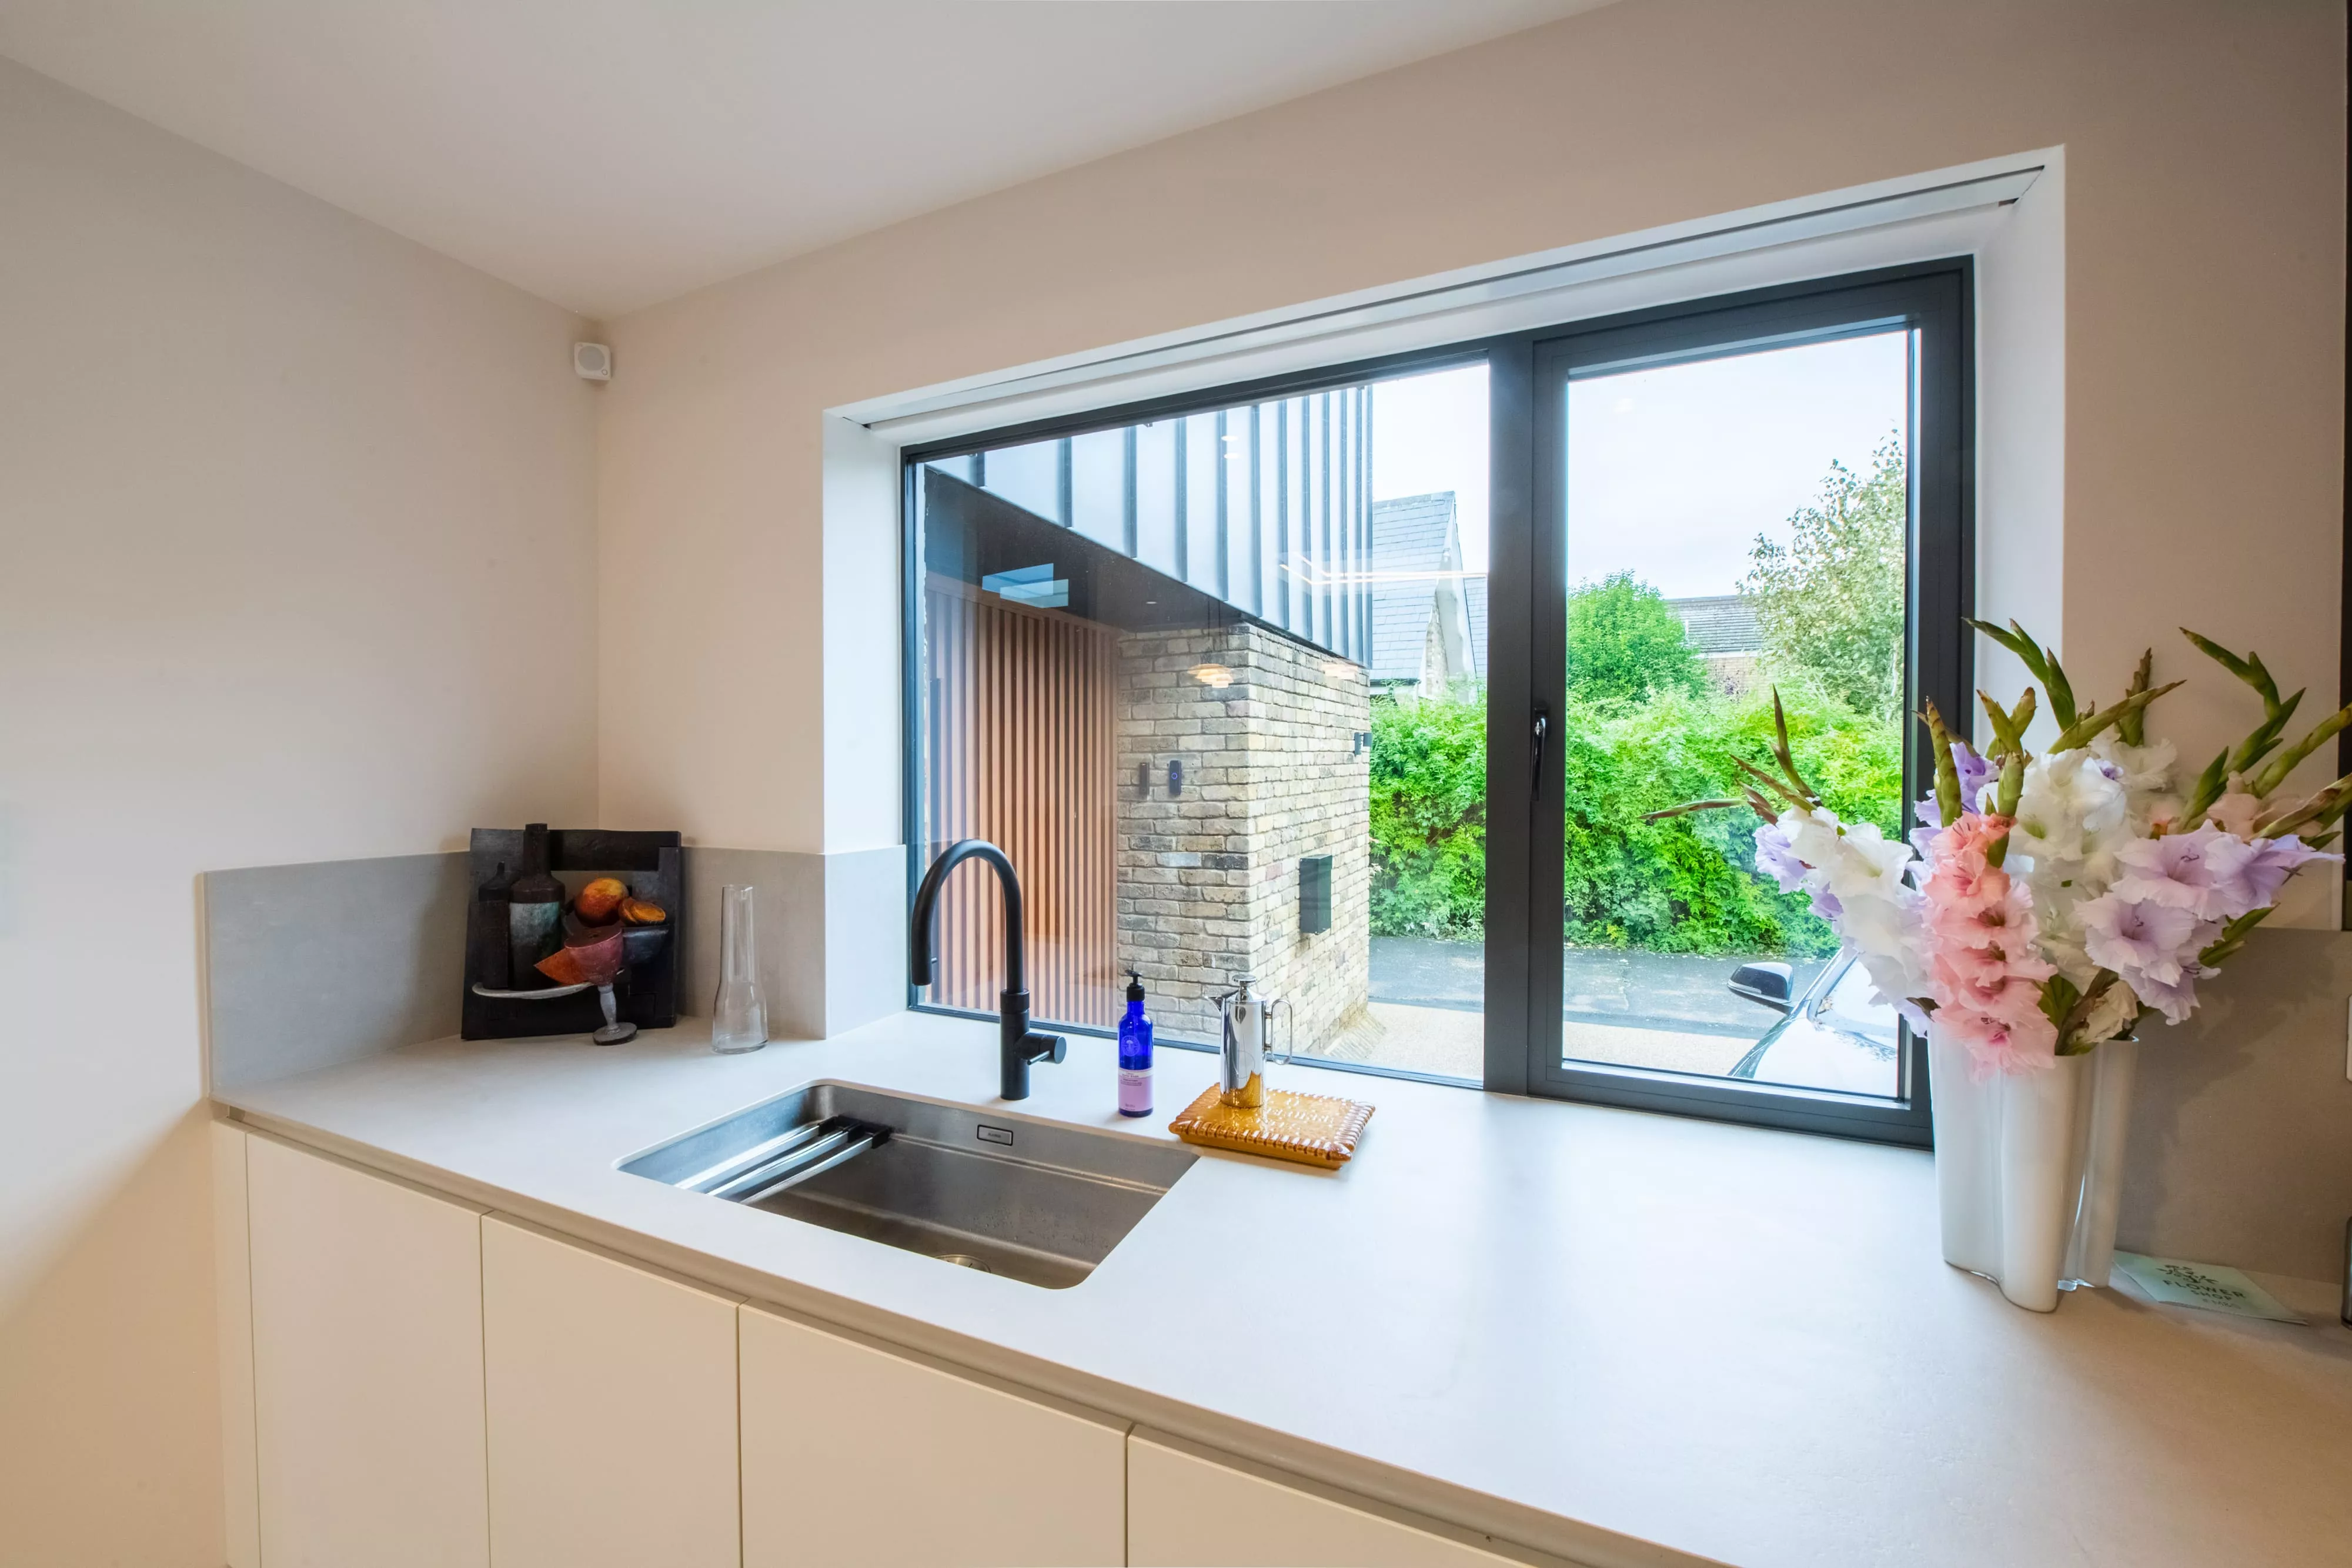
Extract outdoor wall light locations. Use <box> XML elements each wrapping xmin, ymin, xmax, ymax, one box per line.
<box><xmin>1190</xmin><ymin>663</ymin><xmax>1232</xmax><ymax>688</ymax></box>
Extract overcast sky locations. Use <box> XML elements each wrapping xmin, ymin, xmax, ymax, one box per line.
<box><xmin>1372</xmin><ymin>332</ymin><xmax>1910</xmax><ymax>597</ymax></box>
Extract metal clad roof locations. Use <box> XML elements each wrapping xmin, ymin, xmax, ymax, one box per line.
<box><xmin>1368</xmin><ymin>492</ymin><xmax>1485</xmax><ymax>684</ymax></box>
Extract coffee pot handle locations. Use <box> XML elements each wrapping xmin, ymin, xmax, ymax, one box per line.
<box><xmin>1264</xmin><ymin>998</ymin><xmax>1292</xmax><ymax>1066</ymax></box>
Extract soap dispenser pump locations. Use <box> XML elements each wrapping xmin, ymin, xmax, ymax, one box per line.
<box><xmin>1118</xmin><ymin>969</ymin><xmax>1153</xmax><ymax>1118</ymax></box>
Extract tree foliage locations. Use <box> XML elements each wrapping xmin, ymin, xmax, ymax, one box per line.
<box><xmin>1566</xmin><ymin>572</ymin><xmax>1706</xmax><ymax>704</ymax></box>
<box><xmin>1367</xmin><ymin>446</ymin><xmax>1910</xmax><ymax>956</ymax></box>
<box><xmin>1556</xmin><ymin>684</ymin><xmax>1899</xmax><ymax>955</ymax></box>
<box><xmin>1367</xmin><ymin>684</ymin><xmax>1901</xmax><ymax>952</ymax></box>
<box><xmin>1742</xmin><ymin>435</ymin><xmax>1907</xmax><ymax>720</ymax></box>
<box><xmin>1368</xmin><ymin>694</ymin><xmax>1488</xmax><ymax>938</ymax></box>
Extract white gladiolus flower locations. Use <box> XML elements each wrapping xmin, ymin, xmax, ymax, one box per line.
<box><xmin>2009</xmin><ymin>750</ymin><xmax>2133</xmax><ymax>988</ymax></box>
<box><xmin>2091</xmin><ymin>733</ymin><xmax>2181</xmax><ymax>834</ymax></box>
<box><xmin>2073</xmin><ymin>972</ymin><xmax>2144</xmax><ymax>1047</ymax></box>
<box><xmin>2012</xmin><ymin>750</ymin><xmax>2129</xmax><ymax>866</ymax></box>
<box><xmin>1771</xmin><ymin>805</ymin><xmax>1932</xmax><ymax>1020</ymax></box>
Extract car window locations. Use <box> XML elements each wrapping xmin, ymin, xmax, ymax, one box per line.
<box><xmin>1812</xmin><ymin>959</ymin><xmax>1898</xmax><ymax>1050</ymax></box>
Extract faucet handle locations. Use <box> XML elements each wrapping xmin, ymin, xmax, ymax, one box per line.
<box><xmin>1023</xmin><ymin>1031</ymin><xmax>1066</xmax><ymax>1067</ymax></box>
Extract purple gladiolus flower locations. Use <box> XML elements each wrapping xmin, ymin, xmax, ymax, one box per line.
<box><xmin>2107</xmin><ymin>824</ymin><xmax>2337</xmax><ymax>925</ymax></box>
<box><xmin>2077</xmin><ymin>892</ymin><xmax>2214</xmax><ymax>1024</ymax></box>
<box><xmin>1952</xmin><ymin>743</ymin><xmax>1993</xmax><ymax>813</ymax></box>
<box><xmin>1753</xmin><ymin>820</ymin><xmax>1809</xmax><ymax>894</ymax></box>
<box><xmin>2079</xmin><ymin>896</ymin><xmax>2207</xmax><ymax>984</ymax></box>
<box><xmin>2206</xmin><ymin>833</ymin><xmax>2335</xmax><ymax>918</ymax></box>
<box><xmin>2109</xmin><ymin>827</ymin><xmax>2231</xmax><ymax>920</ymax></box>
<box><xmin>1909</xmin><ymin>797</ymin><xmax>1945</xmax><ymax>862</ymax></box>
<box><xmin>2117</xmin><ymin>962</ymin><xmax>2203</xmax><ymax>1026</ymax></box>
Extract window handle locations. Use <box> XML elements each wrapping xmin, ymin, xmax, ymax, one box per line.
<box><xmin>1532</xmin><ymin>705</ymin><xmax>1550</xmax><ymax>801</ymax></box>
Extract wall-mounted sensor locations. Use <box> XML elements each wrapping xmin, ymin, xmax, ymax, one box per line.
<box><xmin>573</xmin><ymin>342</ymin><xmax>613</xmax><ymax>382</ymax></box>
<box><xmin>1167</xmin><ymin>760</ymin><xmax>1184</xmax><ymax>797</ymax></box>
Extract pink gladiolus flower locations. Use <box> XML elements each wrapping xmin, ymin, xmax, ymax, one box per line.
<box><xmin>1920</xmin><ymin>813</ymin><xmax>2059</xmax><ymax>1074</ymax></box>
<box><xmin>1931</xmin><ymin>992</ymin><xmax>2059</xmax><ymax>1077</ymax></box>
<box><xmin>2205</xmin><ymin>787</ymin><xmax>2263</xmax><ymax>840</ymax></box>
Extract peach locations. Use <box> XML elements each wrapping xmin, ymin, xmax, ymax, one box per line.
<box><xmin>573</xmin><ymin>877</ymin><xmax>628</xmax><ymax>922</ymax></box>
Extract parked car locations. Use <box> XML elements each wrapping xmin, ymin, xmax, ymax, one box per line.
<box><xmin>1723</xmin><ymin>952</ymin><xmax>1900</xmax><ymax>1098</ymax></box>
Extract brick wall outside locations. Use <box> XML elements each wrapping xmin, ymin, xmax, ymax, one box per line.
<box><xmin>1112</xmin><ymin>622</ymin><xmax>1370</xmax><ymax>1057</ymax></box>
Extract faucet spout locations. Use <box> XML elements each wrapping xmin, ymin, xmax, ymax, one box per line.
<box><xmin>908</xmin><ymin>838</ymin><xmax>1066</xmax><ymax>1100</ymax></box>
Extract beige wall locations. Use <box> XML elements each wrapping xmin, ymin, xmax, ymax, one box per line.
<box><xmin>0</xmin><ymin>59</ymin><xmax>599</xmax><ymax>1565</ymax></box>
<box><xmin>2</xmin><ymin>2</ymin><xmax>2344</xmax><ymax>1556</ymax></box>
<box><xmin>598</xmin><ymin>0</ymin><xmax>2345</xmax><ymax>867</ymax></box>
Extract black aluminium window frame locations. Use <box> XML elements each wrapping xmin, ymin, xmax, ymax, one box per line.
<box><xmin>900</xmin><ymin>258</ymin><xmax>1972</xmax><ymax>1146</ymax></box>
<box><xmin>1518</xmin><ymin>264</ymin><xmax>1972</xmax><ymax>1147</ymax></box>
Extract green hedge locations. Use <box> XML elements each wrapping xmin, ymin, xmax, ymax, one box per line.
<box><xmin>1368</xmin><ymin>681</ymin><xmax>1902</xmax><ymax>955</ymax></box>
<box><xmin>1368</xmin><ymin>696</ymin><xmax>1490</xmax><ymax>940</ymax></box>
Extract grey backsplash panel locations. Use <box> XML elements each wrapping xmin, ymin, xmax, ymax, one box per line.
<box><xmin>206</xmin><ymin>844</ymin><xmax>855</xmax><ymax>1085</ymax></box>
<box><xmin>679</xmin><ymin>847</ymin><xmax>827</xmax><ymax>1040</ymax></box>
<box><xmin>2119</xmin><ymin>926</ymin><xmax>2352</xmax><ymax>1283</ymax></box>
<box><xmin>199</xmin><ymin>847</ymin><xmax>2352</xmax><ymax>1281</ymax></box>
<box><xmin>824</xmin><ymin>844</ymin><xmax>910</xmax><ymax>1037</ymax></box>
<box><xmin>204</xmin><ymin>852</ymin><xmax>470</xmax><ymax>1090</ymax></box>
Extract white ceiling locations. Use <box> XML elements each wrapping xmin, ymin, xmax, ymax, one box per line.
<box><xmin>0</xmin><ymin>1</ymin><xmax>1613</xmax><ymax>318</ymax></box>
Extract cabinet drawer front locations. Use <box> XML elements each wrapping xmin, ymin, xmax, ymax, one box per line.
<box><xmin>1128</xmin><ymin>1435</ymin><xmax>1520</xmax><ymax>1567</ymax></box>
<box><xmin>483</xmin><ymin>1218</ymin><xmax>741</xmax><ymax>1568</ymax></box>
<box><xmin>740</xmin><ymin>1303</ymin><xmax>1124</xmax><ymax>1567</ymax></box>
<box><xmin>246</xmin><ymin>1138</ymin><xmax>489</xmax><ymax>1568</ymax></box>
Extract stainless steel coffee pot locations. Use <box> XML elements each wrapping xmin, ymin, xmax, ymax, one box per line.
<box><xmin>1215</xmin><ymin>976</ymin><xmax>1285</xmax><ymax>1109</ymax></box>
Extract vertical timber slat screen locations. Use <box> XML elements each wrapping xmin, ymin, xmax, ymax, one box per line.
<box><xmin>924</xmin><ymin>576</ymin><xmax>1117</xmax><ymax>1030</ymax></box>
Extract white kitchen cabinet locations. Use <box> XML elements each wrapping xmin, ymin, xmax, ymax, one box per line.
<box><xmin>246</xmin><ymin>1135</ymin><xmax>490</xmax><ymax>1568</ymax></box>
<box><xmin>1127</xmin><ymin>1433</ymin><xmax>1523</xmax><ymax>1567</ymax></box>
<box><xmin>210</xmin><ymin>1121</ymin><xmax>260</xmax><ymax>1568</ymax></box>
<box><xmin>738</xmin><ymin>1302</ymin><xmax>1126</xmax><ymax>1566</ymax></box>
<box><xmin>482</xmin><ymin>1216</ymin><xmax>743</xmax><ymax>1568</ymax></box>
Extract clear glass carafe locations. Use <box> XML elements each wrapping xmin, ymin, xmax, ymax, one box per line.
<box><xmin>710</xmin><ymin>884</ymin><xmax>769</xmax><ymax>1054</ymax></box>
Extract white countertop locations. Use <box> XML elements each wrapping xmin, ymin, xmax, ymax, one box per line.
<box><xmin>216</xmin><ymin>1011</ymin><xmax>2352</xmax><ymax>1568</ymax></box>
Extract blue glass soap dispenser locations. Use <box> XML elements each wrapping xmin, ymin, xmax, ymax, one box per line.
<box><xmin>1118</xmin><ymin>969</ymin><xmax>1154</xmax><ymax>1118</ymax></box>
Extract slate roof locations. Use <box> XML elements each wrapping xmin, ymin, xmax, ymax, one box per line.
<box><xmin>1369</xmin><ymin>493</ymin><xmax>1486</xmax><ymax>684</ymax></box>
<box><xmin>1670</xmin><ymin>594</ymin><xmax>1761</xmax><ymax>656</ymax></box>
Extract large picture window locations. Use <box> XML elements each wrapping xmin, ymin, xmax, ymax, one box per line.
<box><xmin>904</xmin><ymin>262</ymin><xmax>1969</xmax><ymax>1143</ymax></box>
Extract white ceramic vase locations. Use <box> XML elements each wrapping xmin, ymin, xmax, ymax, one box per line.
<box><xmin>1927</xmin><ymin>1027</ymin><xmax>2139</xmax><ymax>1311</ymax></box>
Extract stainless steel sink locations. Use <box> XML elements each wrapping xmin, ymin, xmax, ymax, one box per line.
<box><xmin>620</xmin><ymin>1082</ymin><xmax>1196</xmax><ymax>1289</ymax></box>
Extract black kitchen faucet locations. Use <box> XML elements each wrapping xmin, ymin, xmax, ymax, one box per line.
<box><xmin>908</xmin><ymin>839</ymin><xmax>1067</xmax><ymax>1101</ymax></box>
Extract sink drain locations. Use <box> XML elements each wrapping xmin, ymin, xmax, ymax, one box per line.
<box><xmin>936</xmin><ymin>1252</ymin><xmax>992</xmax><ymax>1273</ymax></box>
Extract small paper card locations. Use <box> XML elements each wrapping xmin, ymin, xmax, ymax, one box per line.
<box><xmin>2112</xmin><ymin>1252</ymin><xmax>2308</xmax><ymax>1324</ymax></box>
